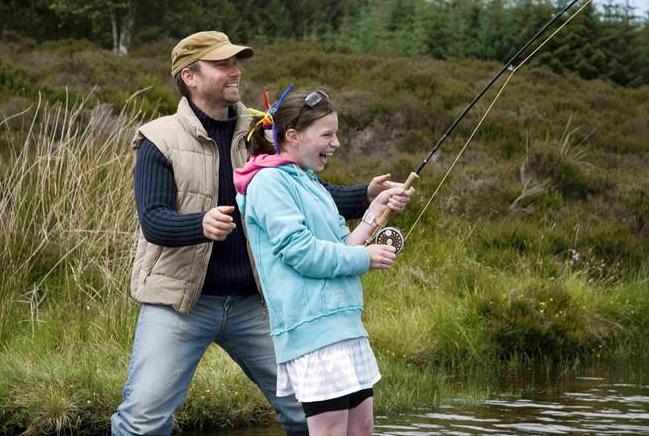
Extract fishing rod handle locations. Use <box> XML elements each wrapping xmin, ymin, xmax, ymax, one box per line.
<box><xmin>376</xmin><ymin>172</ymin><xmax>419</xmax><ymax>227</ymax></box>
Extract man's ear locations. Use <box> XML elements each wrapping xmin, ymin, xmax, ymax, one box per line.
<box><xmin>181</xmin><ymin>66</ymin><xmax>197</xmax><ymax>89</ymax></box>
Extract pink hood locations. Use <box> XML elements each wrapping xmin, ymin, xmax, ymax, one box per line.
<box><xmin>234</xmin><ymin>154</ymin><xmax>298</xmax><ymax>195</ymax></box>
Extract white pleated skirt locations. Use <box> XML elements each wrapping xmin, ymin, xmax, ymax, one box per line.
<box><xmin>276</xmin><ymin>337</ymin><xmax>381</xmax><ymax>403</ymax></box>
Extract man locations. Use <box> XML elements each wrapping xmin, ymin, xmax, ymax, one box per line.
<box><xmin>111</xmin><ymin>31</ymin><xmax>412</xmax><ymax>435</ymax></box>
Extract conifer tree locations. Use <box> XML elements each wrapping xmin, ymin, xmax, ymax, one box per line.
<box><xmin>600</xmin><ymin>2</ymin><xmax>644</xmax><ymax>86</ymax></box>
<box><xmin>638</xmin><ymin>18</ymin><xmax>649</xmax><ymax>84</ymax></box>
<box><xmin>386</xmin><ymin>0</ymin><xmax>428</xmax><ymax>55</ymax></box>
<box><xmin>480</xmin><ymin>0</ymin><xmax>517</xmax><ymax>61</ymax></box>
<box><xmin>422</xmin><ymin>0</ymin><xmax>453</xmax><ymax>59</ymax></box>
<box><xmin>535</xmin><ymin>2</ymin><xmax>606</xmax><ymax>81</ymax></box>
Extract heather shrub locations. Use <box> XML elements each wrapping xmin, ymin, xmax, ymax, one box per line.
<box><xmin>477</xmin><ymin>281</ymin><xmax>618</xmax><ymax>360</ymax></box>
<box><xmin>621</xmin><ymin>184</ymin><xmax>649</xmax><ymax>233</ymax></box>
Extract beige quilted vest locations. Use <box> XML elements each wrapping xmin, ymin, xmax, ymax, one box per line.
<box><xmin>130</xmin><ymin>97</ymin><xmax>256</xmax><ymax>313</ymax></box>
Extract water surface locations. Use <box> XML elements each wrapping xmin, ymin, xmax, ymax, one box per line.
<box><xmin>197</xmin><ymin>359</ymin><xmax>649</xmax><ymax>435</ymax></box>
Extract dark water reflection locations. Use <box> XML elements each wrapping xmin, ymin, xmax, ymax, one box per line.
<box><xmin>376</xmin><ymin>360</ymin><xmax>649</xmax><ymax>435</ymax></box>
<box><xmin>196</xmin><ymin>359</ymin><xmax>649</xmax><ymax>435</ymax></box>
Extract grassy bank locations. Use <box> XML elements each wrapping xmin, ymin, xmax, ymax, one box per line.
<box><xmin>1</xmin><ymin>39</ymin><xmax>648</xmax><ymax>434</ymax></box>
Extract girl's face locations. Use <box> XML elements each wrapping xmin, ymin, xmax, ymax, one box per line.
<box><xmin>287</xmin><ymin>112</ymin><xmax>340</xmax><ymax>172</ymax></box>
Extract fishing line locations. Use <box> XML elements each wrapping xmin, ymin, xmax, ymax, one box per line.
<box><xmin>404</xmin><ymin>0</ymin><xmax>593</xmax><ymax>241</ymax></box>
<box><xmin>370</xmin><ymin>0</ymin><xmax>593</xmax><ymax>251</ymax></box>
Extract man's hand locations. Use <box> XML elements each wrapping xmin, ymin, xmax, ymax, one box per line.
<box><xmin>202</xmin><ymin>206</ymin><xmax>236</xmax><ymax>241</ymax></box>
<box><xmin>367</xmin><ymin>174</ymin><xmax>395</xmax><ymax>202</ymax></box>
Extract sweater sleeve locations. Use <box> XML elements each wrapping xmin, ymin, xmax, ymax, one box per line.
<box><xmin>320</xmin><ymin>180</ymin><xmax>369</xmax><ymax>220</ymax></box>
<box><xmin>248</xmin><ymin>171</ymin><xmax>370</xmax><ymax>279</ymax></box>
<box><xmin>133</xmin><ymin>139</ymin><xmax>208</xmax><ymax>247</ymax></box>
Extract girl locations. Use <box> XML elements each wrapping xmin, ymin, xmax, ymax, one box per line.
<box><xmin>234</xmin><ymin>87</ymin><xmax>411</xmax><ymax>435</ymax></box>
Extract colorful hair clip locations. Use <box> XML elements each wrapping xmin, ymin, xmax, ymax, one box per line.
<box><xmin>270</xmin><ymin>83</ymin><xmax>294</xmax><ymax>153</ymax></box>
<box><xmin>269</xmin><ymin>83</ymin><xmax>294</xmax><ymax>115</ymax></box>
<box><xmin>246</xmin><ymin>108</ymin><xmax>273</xmax><ymax>142</ymax></box>
<box><xmin>245</xmin><ymin>83</ymin><xmax>295</xmax><ymax>153</ymax></box>
<box><xmin>263</xmin><ymin>87</ymin><xmax>271</xmax><ymax>110</ymax></box>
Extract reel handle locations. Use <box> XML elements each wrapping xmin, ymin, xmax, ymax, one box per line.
<box><xmin>375</xmin><ymin>172</ymin><xmax>419</xmax><ymax>227</ymax></box>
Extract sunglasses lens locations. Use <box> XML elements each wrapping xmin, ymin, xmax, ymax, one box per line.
<box><xmin>305</xmin><ymin>91</ymin><xmax>323</xmax><ymax>108</ymax></box>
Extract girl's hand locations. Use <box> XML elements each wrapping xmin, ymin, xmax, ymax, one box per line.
<box><xmin>367</xmin><ymin>244</ymin><xmax>397</xmax><ymax>269</ymax></box>
<box><xmin>369</xmin><ymin>186</ymin><xmax>415</xmax><ymax>216</ymax></box>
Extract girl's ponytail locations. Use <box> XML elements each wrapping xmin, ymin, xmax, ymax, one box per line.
<box><xmin>246</xmin><ymin>116</ymin><xmax>276</xmax><ymax>156</ymax></box>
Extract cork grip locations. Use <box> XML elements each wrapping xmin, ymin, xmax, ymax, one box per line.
<box><xmin>375</xmin><ymin>172</ymin><xmax>419</xmax><ymax>227</ymax></box>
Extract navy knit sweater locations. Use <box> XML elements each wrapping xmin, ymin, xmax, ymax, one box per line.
<box><xmin>134</xmin><ymin>102</ymin><xmax>369</xmax><ymax>296</ymax></box>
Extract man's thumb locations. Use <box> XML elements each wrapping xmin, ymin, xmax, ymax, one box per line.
<box><xmin>218</xmin><ymin>205</ymin><xmax>236</xmax><ymax>214</ymax></box>
<box><xmin>375</xmin><ymin>173</ymin><xmax>391</xmax><ymax>183</ymax></box>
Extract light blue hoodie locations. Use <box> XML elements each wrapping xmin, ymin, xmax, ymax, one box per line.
<box><xmin>236</xmin><ymin>162</ymin><xmax>371</xmax><ymax>363</ymax></box>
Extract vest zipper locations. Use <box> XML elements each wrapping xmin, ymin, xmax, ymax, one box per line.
<box><xmin>188</xmin><ymin>137</ymin><xmax>219</xmax><ymax>310</ymax></box>
<box><xmin>144</xmin><ymin>245</ymin><xmax>163</xmax><ymax>281</ymax></box>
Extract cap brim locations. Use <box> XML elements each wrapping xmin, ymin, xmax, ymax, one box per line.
<box><xmin>201</xmin><ymin>44</ymin><xmax>254</xmax><ymax>62</ymax></box>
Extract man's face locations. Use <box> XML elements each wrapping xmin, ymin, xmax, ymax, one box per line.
<box><xmin>188</xmin><ymin>57</ymin><xmax>242</xmax><ymax>106</ymax></box>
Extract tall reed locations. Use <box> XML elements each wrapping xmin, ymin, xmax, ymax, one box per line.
<box><xmin>0</xmin><ymin>94</ymin><xmax>277</xmax><ymax>434</ymax></box>
<box><xmin>0</xmin><ymin>92</ymin><xmax>143</xmax><ymax>344</ymax></box>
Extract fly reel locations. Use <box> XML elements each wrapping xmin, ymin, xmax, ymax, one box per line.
<box><xmin>374</xmin><ymin>226</ymin><xmax>405</xmax><ymax>254</ymax></box>
<box><xmin>371</xmin><ymin>171</ymin><xmax>419</xmax><ymax>255</ymax></box>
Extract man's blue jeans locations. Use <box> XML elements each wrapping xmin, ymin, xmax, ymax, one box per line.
<box><xmin>111</xmin><ymin>294</ymin><xmax>307</xmax><ymax>435</ymax></box>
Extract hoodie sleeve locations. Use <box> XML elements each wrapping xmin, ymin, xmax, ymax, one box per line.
<box><xmin>247</xmin><ymin>170</ymin><xmax>370</xmax><ymax>279</ymax></box>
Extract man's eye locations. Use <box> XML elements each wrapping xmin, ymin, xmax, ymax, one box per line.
<box><xmin>215</xmin><ymin>60</ymin><xmax>236</xmax><ymax>68</ymax></box>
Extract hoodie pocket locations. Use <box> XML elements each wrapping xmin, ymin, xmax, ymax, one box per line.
<box><xmin>322</xmin><ymin>276</ymin><xmax>363</xmax><ymax>311</ymax></box>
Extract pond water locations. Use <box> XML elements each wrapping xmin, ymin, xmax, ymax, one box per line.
<box><xmin>198</xmin><ymin>359</ymin><xmax>649</xmax><ymax>435</ymax></box>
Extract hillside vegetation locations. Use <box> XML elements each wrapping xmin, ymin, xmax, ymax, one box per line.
<box><xmin>0</xmin><ymin>38</ymin><xmax>648</xmax><ymax>434</ymax></box>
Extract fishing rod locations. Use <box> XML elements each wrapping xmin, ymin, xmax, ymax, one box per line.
<box><xmin>371</xmin><ymin>0</ymin><xmax>587</xmax><ymax>253</ymax></box>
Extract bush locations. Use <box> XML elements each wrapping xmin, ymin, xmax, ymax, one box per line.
<box><xmin>580</xmin><ymin>223</ymin><xmax>645</xmax><ymax>272</ymax></box>
<box><xmin>529</xmin><ymin>149</ymin><xmax>607</xmax><ymax>200</ymax></box>
<box><xmin>622</xmin><ymin>184</ymin><xmax>649</xmax><ymax>233</ymax></box>
<box><xmin>398</xmin><ymin>129</ymin><xmax>432</xmax><ymax>153</ymax></box>
<box><xmin>441</xmin><ymin>174</ymin><xmax>514</xmax><ymax>219</ymax></box>
<box><xmin>475</xmin><ymin>220</ymin><xmax>568</xmax><ymax>260</ymax></box>
<box><xmin>477</xmin><ymin>281</ymin><xmax>617</xmax><ymax>360</ymax></box>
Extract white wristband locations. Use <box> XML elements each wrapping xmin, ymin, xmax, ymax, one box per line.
<box><xmin>361</xmin><ymin>209</ymin><xmax>377</xmax><ymax>227</ymax></box>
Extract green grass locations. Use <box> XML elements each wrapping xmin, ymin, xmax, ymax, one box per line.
<box><xmin>0</xmin><ymin>39</ymin><xmax>648</xmax><ymax>433</ymax></box>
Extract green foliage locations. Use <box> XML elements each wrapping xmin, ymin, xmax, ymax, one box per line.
<box><xmin>0</xmin><ymin>39</ymin><xmax>648</xmax><ymax>432</ymax></box>
<box><xmin>3</xmin><ymin>0</ymin><xmax>649</xmax><ymax>86</ymax></box>
<box><xmin>0</xmin><ymin>62</ymin><xmax>93</xmax><ymax>113</ymax></box>
<box><xmin>528</xmin><ymin>149</ymin><xmax>606</xmax><ymax>199</ymax></box>
<box><xmin>477</xmin><ymin>281</ymin><xmax>618</xmax><ymax>360</ymax></box>
<box><xmin>601</xmin><ymin>279</ymin><xmax>649</xmax><ymax>356</ymax></box>
<box><xmin>537</xmin><ymin>3</ymin><xmax>607</xmax><ymax>81</ymax></box>
<box><xmin>580</xmin><ymin>221</ymin><xmax>645</xmax><ymax>270</ymax></box>
<box><xmin>399</xmin><ymin>129</ymin><xmax>432</xmax><ymax>152</ymax></box>
<box><xmin>621</xmin><ymin>184</ymin><xmax>649</xmax><ymax>232</ymax></box>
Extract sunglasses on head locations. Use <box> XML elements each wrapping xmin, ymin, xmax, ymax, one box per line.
<box><xmin>304</xmin><ymin>90</ymin><xmax>329</xmax><ymax>108</ymax></box>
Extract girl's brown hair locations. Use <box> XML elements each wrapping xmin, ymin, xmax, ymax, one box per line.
<box><xmin>247</xmin><ymin>90</ymin><xmax>335</xmax><ymax>156</ymax></box>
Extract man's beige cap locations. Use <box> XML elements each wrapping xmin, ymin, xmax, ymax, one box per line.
<box><xmin>171</xmin><ymin>31</ymin><xmax>253</xmax><ymax>77</ymax></box>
